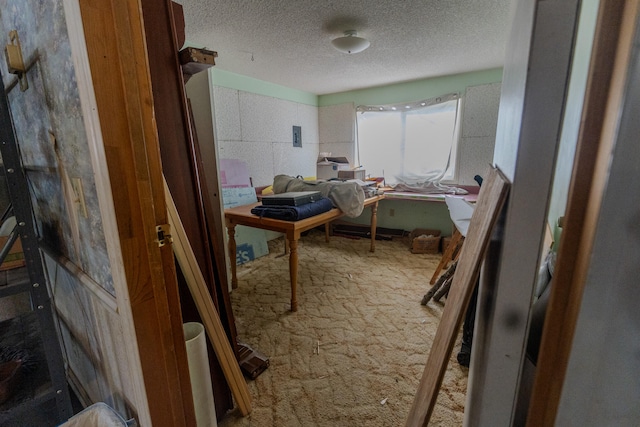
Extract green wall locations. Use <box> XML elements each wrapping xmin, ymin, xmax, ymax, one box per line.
<box><xmin>209</xmin><ymin>67</ymin><xmax>502</xmax><ymax>232</ymax></box>
<box><xmin>319</xmin><ymin>68</ymin><xmax>503</xmax><ymax>107</ymax></box>
<box><xmin>343</xmin><ymin>199</ymin><xmax>454</xmax><ymax>237</ymax></box>
<box><xmin>210</xmin><ymin>67</ymin><xmax>503</xmax><ymax>107</ymax></box>
<box><xmin>210</xmin><ymin>68</ymin><xmax>319</xmax><ymax>106</ymax></box>
<box><xmin>547</xmin><ymin>0</ymin><xmax>599</xmax><ymax>245</ymax></box>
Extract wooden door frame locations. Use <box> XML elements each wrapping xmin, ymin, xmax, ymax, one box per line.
<box><xmin>68</xmin><ymin>0</ymin><xmax>196</xmax><ymax>425</ymax></box>
<box><xmin>527</xmin><ymin>0</ymin><xmax>639</xmax><ymax>424</ymax></box>
<box><xmin>465</xmin><ymin>0</ymin><xmax>582</xmax><ymax>424</ymax></box>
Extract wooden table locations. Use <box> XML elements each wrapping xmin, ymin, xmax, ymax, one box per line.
<box><xmin>225</xmin><ymin>195</ymin><xmax>383</xmax><ymax>311</ymax></box>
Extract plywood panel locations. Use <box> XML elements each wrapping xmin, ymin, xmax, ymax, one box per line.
<box><xmin>46</xmin><ymin>253</ymin><xmax>136</xmax><ymax>416</ymax></box>
<box><xmin>1</xmin><ymin>0</ymin><xmax>114</xmax><ymax>292</ymax></box>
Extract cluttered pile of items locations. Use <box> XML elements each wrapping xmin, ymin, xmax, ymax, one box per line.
<box><xmin>249</xmin><ymin>155</ymin><xmax>387</xmax><ymax>221</ymax></box>
<box><xmin>316</xmin><ymin>155</ymin><xmax>384</xmax><ymax>198</ymax></box>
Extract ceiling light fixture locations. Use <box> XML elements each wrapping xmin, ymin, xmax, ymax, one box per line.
<box><xmin>331</xmin><ymin>30</ymin><xmax>370</xmax><ymax>54</ymax></box>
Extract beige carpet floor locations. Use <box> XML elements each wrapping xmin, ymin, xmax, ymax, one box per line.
<box><xmin>219</xmin><ymin>230</ymin><xmax>467</xmax><ymax>427</ymax></box>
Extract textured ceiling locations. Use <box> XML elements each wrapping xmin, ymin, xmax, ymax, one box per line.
<box><xmin>177</xmin><ymin>0</ymin><xmax>513</xmax><ymax>95</ymax></box>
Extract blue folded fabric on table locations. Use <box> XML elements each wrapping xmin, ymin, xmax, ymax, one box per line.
<box><xmin>251</xmin><ymin>197</ymin><xmax>334</xmax><ymax>221</ymax></box>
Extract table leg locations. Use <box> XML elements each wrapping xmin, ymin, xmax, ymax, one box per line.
<box><xmin>288</xmin><ymin>238</ymin><xmax>299</xmax><ymax>312</ymax></box>
<box><xmin>227</xmin><ymin>224</ymin><xmax>238</xmax><ymax>289</ymax></box>
<box><xmin>370</xmin><ymin>200</ymin><xmax>379</xmax><ymax>252</ymax></box>
<box><xmin>325</xmin><ymin>223</ymin><xmax>330</xmax><ymax>242</ymax></box>
<box><xmin>429</xmin><ymin>229</ymin><xmax>463</xmax><ymax>284</ymax></box>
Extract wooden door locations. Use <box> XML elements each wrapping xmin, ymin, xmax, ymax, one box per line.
<box><xmin>71</xmin><ymin>0</ymin><xmax>197</xmax><ymax>425</ymax></box>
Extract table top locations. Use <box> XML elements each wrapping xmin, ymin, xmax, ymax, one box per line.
<box><xmin>382</xmin><ymin>191</ymin><xmax>478</xmax><ymax>203</ymax></box>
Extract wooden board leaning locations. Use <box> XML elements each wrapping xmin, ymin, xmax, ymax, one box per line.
<box><xmin>164</xmin><ymin>178</ymin><xmax>252</xmax><ymax>416</ymax></box>
<box><xmin>406</xmin><ymin>166</ymin><xmax>510</xmax><ymax>426</ymax></box>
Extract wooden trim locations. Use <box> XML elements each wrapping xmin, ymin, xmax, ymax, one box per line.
<box><xmin>42</xmin><ymin>247</ymin><xmax>118</xmax><ymax>313</ymax></box>
<box><xmin>527</xmin><ymin>0</ymin><xmax>639</xmax><ymax>425</ymax></box>
<box><xmin>165</xmin><ymin>178</ymin><xmax>252</xmax><ymax>416</ymax></box>
<box><xmin>67</xmin><ymin>368</ymin><xmax>92</xmax><ymax>408</ymax></box>
<box><xmin>74</xmin><ymin>0</ymin><xmax>197</xmax><ymax>425</ymax></box>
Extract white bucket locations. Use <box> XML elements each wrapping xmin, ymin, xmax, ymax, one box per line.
<box><xmin>183</xmin><ymin>322</ymin><xmax>217</xmax><ymax>427</ymax></box>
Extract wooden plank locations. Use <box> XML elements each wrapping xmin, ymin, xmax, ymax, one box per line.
<box><xmin>165</xmin><ymin>178</ymin><xmax>253</xmax><ymax>416</ymax></box>
<box><xmin>429</xmin><ymin>229</ymin><xmax>463</xmax><ymax>284</ymax></box>
<box><xmin>405</xmin><ymin>167</ymin><xmax>509</xmax><ymax>427</ymax></box>
<box><xmin>527</xmin><ymin>0</ymin><xmax>638</xmax><ymax>424</ymax></box>
<box><xmin>41</xmin><ymin>247</ymin><xmax>118</xmax><ymax>313</ymax></box>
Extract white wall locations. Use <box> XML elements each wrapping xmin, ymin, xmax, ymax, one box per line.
<box><xmin>213</xmin><ymin>86</ymin><xmax>320</xmax><ymax>187</ymax></box>
<box><xmin>547</xmin><ymin>0</ymin><xmax>599</xmax><ymax>242</ymax></box>
<box><xmin>318</xmin><ymin>102</ymin><xmax>356</xmax><ymax>162</ymax></box>
<box><xmin>458</xmin><ymin>83</ymin><xmax>502</xmax><ymax>185</ymax></box>
<box><xmin>211</xmin><ymin>81</ymin><xmax>501</xmax><ymax>188</ymax></box>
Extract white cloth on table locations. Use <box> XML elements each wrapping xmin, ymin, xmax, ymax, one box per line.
<box><xmin>445</xmin><ymin>196</ymin><xmax>475</xmax><ymax>237</ymax></box>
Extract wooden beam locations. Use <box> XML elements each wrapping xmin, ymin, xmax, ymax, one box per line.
<box><xmin>165</xmin><ymin>178</ymin><xmax>252</xmax><ymax>416</ymax></box>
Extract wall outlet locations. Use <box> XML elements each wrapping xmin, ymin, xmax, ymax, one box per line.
<box><xmin>293</xmin><ymin>126</ymin><xmax>302</xmax><ymax>147</ymax></box>
<box><xmin>389</xmin><ymin>208</ymin><xmax>395</xmax><ymax>217</ymax></box>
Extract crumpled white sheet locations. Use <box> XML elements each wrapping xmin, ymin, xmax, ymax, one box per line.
<box><xmin>272</xmin><ymin>175</ymin><xmax>365</xmax><ymax>218</ymax></box>
<box><xmin>392</xmin><ymin>173</ymin><xmax>468</xmax><ymax>195</ymax></box>
<box><xmin>445</xmin><ymin>195</ymin><xmax>475</xmax><ymax>237</ymax></box>
<box><xmin>60</xmin><ymin>402</ymin><xmax>133</xmax><ymax>427</ymax></box>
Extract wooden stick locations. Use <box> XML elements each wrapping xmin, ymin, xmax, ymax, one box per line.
<box><xmin>164</xmin><ymin>178</ymin><xmax>252</xmax><ymax>416</ymax></box>
<box><xmin>429</xmin><ymin>229</ymin><xmax>463</xmax><ymax>284</ymax></box>
<box><xmin>406</xmin><ymin>167</ymin><xmax>509</xmax><ymax>426</ymax></box>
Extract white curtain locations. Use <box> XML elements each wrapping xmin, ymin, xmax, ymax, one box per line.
<box><xmin>356</xmin><ymin>93</ymin><xmax>461</xmax><ymax>187</ymax></box>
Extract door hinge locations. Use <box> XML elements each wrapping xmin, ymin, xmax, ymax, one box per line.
<box><xmin>156</xmin><ymin>224</ymin><xmax>172</xmax><ymax>247</ymax></box>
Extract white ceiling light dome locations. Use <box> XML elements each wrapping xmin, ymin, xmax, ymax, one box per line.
<box><xmin>331</xmin><ymin>30</ymin><xmax>370</xmax><ymax>54</ymax></box>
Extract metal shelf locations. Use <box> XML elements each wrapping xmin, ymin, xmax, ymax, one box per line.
<box><xmin>0</xmin><ymin>266</ymin><xmax>31</xmax><ymax>298</ymax></box>
<box><xmin>0</xmin><ymin>311</ymin><xmax>57</xmax><ymax>425</ymax></box>
<box><xmin>0</xmin><ymin>64</ymin><xmax>73</xmax><ymax>424</ymax></box>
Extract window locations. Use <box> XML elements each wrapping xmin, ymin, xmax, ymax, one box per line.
<box><xmin>356</xmin><ymin>93</ymin><xmax>461</xmax><ymax>185</ymax></box>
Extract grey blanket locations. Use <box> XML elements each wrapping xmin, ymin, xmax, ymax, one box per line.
<box><xmin>272</xmin><ymin>175</ymin><xmax>365</xmax><ymax>218</ymax></box>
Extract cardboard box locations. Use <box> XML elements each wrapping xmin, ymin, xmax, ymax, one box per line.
<box><xmin>409</xmin><ymin>228</ymin><xmax>441</xmax><ymax>254</ymax></box>
<box><xmin>316</xmin><ymin>156</ymin><xmax>350</xmax><ymax>180</ymax></box>
<box><xmin>0</xmin><ymin>235</ymin><xmax>26</xmax><ymax>271</ymax></box>
<box><xmin>337</xmin><ymin>169</ymin><xmax>366</xmax><ymax>180</ymax></box>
